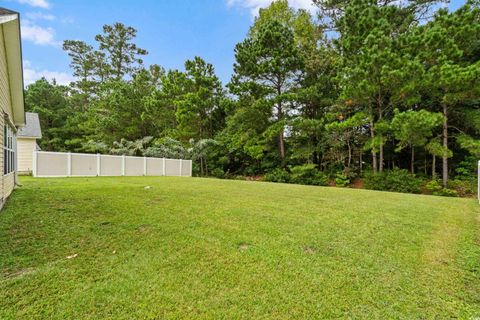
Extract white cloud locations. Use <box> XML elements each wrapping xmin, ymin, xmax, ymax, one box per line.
<box><xmin>16</xmin><ymin>0</ymin><xmax>50</xmax><ymax>9</ymax></box>
<box><xmin>24</xmin><ymin>11</ymin><xmax>74</xmax><ymax>24</ymax></box>
<box><xmin>25</xmin><ymin>12</ymin><xmax>56</xmax><ymax>21</ymax></box>
<box><xmin>23</xmin><ymin>61</ymin><xmax>75</xmax><ymax>86</ymax></box>
<box><xmin>227</xmin><ymin>0</ymin><xmax>316</xmax><ymax>16</ymax></box>
<box><xmin>21</xmin><ymin>20</ymin><xmax>60</xmax><ymax>46</ymax></box>
<box><xmin>60</xmin><ymin>16</ymin><xmax>74</xmax><ymax>24</ymax></box>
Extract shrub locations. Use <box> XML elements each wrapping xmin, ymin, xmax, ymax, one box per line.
<box><xmin>265</xmin><ymin>168</ymin><xmax>290</xmax><ymax>183</ymax></box>
<box><xmin>335</xmin><ymin>173</ymin><xmax>350</xmax><ymax>187</ymax></box>
<box><xmin>436</xmin><ymin>188</ymin><xmax>458</xmax><ymax>197</ymax></box>
<box><xmin>289</xmin><ymin>164</ymin><xmax>328</xmax><ymax>186</ymax></box>
<box><xmin>425</xmin><ymin>180</ymin><xmax>458</xmax><ymax>197</ymax></box>
<box><xmin>210</xmin><ymin>168</ymin><xmax>225</xmax><ymax>179</ymax></box>
<box><xmin>364</xmin><ymin>168</ymin><xmax>422</xmax><ymax>194</ymax></box>
<box><xmin>425</xmin><ymin>180</ymin><xmax>442</xmax><ymax>193</ymax></box>
<box><xmin>448</xmin><ymin>179</ymin><xmax>475</xmax><ymax>197</ymax></box>
<box><xmin>454</xmin><ymin>155</ymin><xmax>477</xmax><ymax>180</ymax></box>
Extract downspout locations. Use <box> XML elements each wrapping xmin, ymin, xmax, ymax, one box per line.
<box><xmin>14</xmin><ymin>129</ymin><xmax>20</xmax><ymax>187</ymax></box>
<box><xmin>5</xmin><ymin>113</ymin><xmax>23</xmax><ymax>187</ymax></box>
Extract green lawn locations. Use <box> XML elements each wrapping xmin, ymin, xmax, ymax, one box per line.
<box><xmin>1</xmin><ymin>177</ymin><xmax>479</xmax><ymax>319</ymax></box>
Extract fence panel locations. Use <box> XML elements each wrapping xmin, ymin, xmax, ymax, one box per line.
<box><xmin>125</xmin><ymin>157</ymin><xmax>144</xmax><ymax>176</ymax></box>
<box><xmin>146</xmin><ymin>158</ymin><xmax>164</xmax><ymax>176</ymax></box>
<box><xmin>165</xmin><ymin>159</ymin><xmax>181</xmax><ymax>176</ymax></box>
<box><xmin>36</xmin><ymin>152</ymin><xmax>68</xmax><ymax>177</ymax></box>
<box><xmin>181</xmin><ymin>160</ymin><xmax>192</xmax><ymax>177</ymax></box>
<box><xmin>71</xmin><ymin>153</ymin><xmax>97</xmax><ymax>176</ymax></box>
<box><xmin>99</xmin><ymin>155</ymin><xmax>122</xmax><ymax>176</ymax></box>
<box><xmin>33</xmin><ymin>151</ymin><xmax>192</xmax><ymax>178</ymax></box>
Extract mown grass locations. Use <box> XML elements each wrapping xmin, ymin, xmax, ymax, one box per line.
<box><xmin>1</xmin><ymin>176</ymin><xmax>479</xmax><ymax>319</ymax></box>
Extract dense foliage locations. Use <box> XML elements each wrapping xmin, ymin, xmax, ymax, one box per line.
<box><xmin>25</xmin><ymin>1</ymin><xmax>480</xmax><ymax>195</ymax></box>
<box><xmin>364</xmin><ymin>168</ymin><xmax>423</xmax><ymax>194</ymax></box>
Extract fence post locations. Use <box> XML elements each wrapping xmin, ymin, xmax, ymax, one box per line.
<box><xmin>162</xmin><ymin>158</ymin><xmax>166</xmax><ymax>176</ymax></box>
<box><xmin>144</xmin><ymin>156</ymin><xmax>147</xmax><ymax>176</ymax></box>
<box><xmin>67</xmin><ymin>152</ymin><xmax>72</xmax><ymax>177</ymax></box>
<box><xmin>179</xmin><ymin>159</ymin><xmax>183</xmax><ymax>176</ymax></box>
<box><xmin>189</xmin><ymin>160</ymin><xmax>192</xmax><ymax>177</ymax></box>
<box><xmin>32</xmin><ymin>151</ymin><xmax>37</xmax><ymax>177</ymax></box>
<box><xmin>122</xmin><ymin>155</ymin><xmax>126</xmax><ymax>176</ymax></box>
<box><xmin>97</xmin><ymin>154</ymin><xmax>101</xmax><ymax>176</ymax></box>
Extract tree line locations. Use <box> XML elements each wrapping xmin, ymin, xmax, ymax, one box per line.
<box><xmin>25</xmin><ymin>0</ymin><xmax>480</xmax><ymax>194</ymax></box>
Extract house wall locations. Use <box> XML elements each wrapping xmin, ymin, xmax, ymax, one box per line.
<box><xmin>0</xmin><ymin>24</ymin><xmax>18</xmax><ymax>205</ymax></box>
<box><xmin>0</xmin><ymin>115</ymin><xmax>4</xmax><ymax>201</ymax></box>
<box><xmin>3</xmin><ymin>172</ymin><xmax>14</xmax><ymax>198</ymax></box>
<box><xmin>18</xmin><ymin>138</ymin><xmax>36</xmax><ymax>173</ymax></box>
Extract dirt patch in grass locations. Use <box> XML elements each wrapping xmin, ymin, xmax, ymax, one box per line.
<box><xmin>238</xmin><ymin>243</ymin><xmax>251</xmax><ymax>251</ymax></box>
<box><xmin>303</xmin><ymin>246</ymin><xmax>317</xmax><ymax>254</ymax></box>
<box><xmin>3</xmin><ymin>268</ymin><xmax>35</xmax><ymax>279</ymax></box>
<box><xmin>137</xmin><ymin>224</ymin><xmax>152</xmax><ymax>233</ymax></box>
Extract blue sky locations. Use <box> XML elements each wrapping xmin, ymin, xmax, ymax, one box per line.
<box><xmin>2</xmin><ymin>0</ymin><xmax>467</xmax><ymax>86</ymax></box>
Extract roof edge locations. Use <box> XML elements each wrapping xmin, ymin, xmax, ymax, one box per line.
<box><xmin>1</xmin><ymin>9</ymin><xmax>25</xmax><ymax>127</ymax></box>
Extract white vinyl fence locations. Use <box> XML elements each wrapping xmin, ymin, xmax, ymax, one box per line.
<box><xmin>32</xmin><ymin>151</ymin><xmax>192</xmax><ymax>178</ymax></box>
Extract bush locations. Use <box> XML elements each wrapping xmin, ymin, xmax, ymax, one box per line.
<box><xmin>436</xmin><ymin>188</ymin><xmax>458</xmax><ymax>197</ymax></box>
<box><xmin>454</xmin><ymin>156</ymin><xmax>477</xmax><ymax>180</ymax></box>
<box><xmin>265</xmin><ymin>168</ymin><xmax>290</xmax><ymax>183</ymax></box>
<box><xmin>290</xmin><ymin>164</ymin><xmax>328</xmax><ymax>186</ymax></box>
<box><xmin>425</xmin><ymin>180</ymin><xmax>458</xmax><ymax>197</ymax></box>
<box><xmin>364</xmin><ymin>168</ymin><xmax>422</xmax><ymax>194</ymax></box>
<box><xmin>210</xmin><ymin>168</ymin><xmax>225</xmax><ymax>179</ymax></box>
<box><xmin>335</xmin><ymin>173</ymin><xmax>350</xmax><ymax>187</ymax></box>
<box><xmin>425</xmin><ymin>180</ymin><xmax>443</xmax><ymax>193</ymax></box>
<box><xmin>448</xmin><ymin>179</ymin><xmax>475</xmax><ymax>197</ymax></box>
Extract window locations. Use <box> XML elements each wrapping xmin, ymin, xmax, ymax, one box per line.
<box><xmin>4</xmin><ymin>122</ymin><xmax>15</xmax><ymax>175</ymax></box>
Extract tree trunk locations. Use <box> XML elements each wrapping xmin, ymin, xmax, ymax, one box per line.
<box><xmin>347</xmin><ymin>141</ymin><xmax>352</xmax><ymax>169</ymax></box>
<box><xmin>312</xmin><ymin>134</ymin><xmax>319</xmax><ymax>166</ymax></box>
<box><xmin>442</xmin><ymin>103</ymin><xmax>448</xmax><ymax>187</ymax></box>
<box><xmin>379</xmin><ymin>144</ymin><xmax>384</xmax><ymax>172</ymax></box>
<box><xmin>370</xmin><ymin>118</ymin><xmax>378</xmax><ymax>173</ymax></box>
<box><xmin>432</xmin><ymin>154</ymin><xmax>436</xmax><ymax>180</ymax></box>
<box><xmin>277</xmin><ymin>102</ymin><xmax>285</xmax><ymax>164</ymax></box>
<box><xmin>378</xmin><ymin>111</ymin><xmax>384</xmax><ymax>173</ymax></box>
<box><xmin>361</xmin><ymin>152</ymin><xmax>364</xmax><ymax>173</ymax></box>
<box><xmin>424</xmin><ymin>155</ymin><xmax>427</xmax><ymax>175</ymax></box>
<box><xmin>279</xmin><ymin>131</ymin><xmax>285</xmax><ymax>161</ymax></box>
<box><xmin>410</xmin><ymin>145</ymin><xmax>415</xmax><ymax>174</ymax></box>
